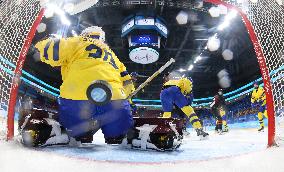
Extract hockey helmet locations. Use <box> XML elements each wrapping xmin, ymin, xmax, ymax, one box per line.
<box><xmin>253</xmin><ymin>81</ymin><xmax>259</xmax><ymax>88</ymax></box>
<box><xmin>80</xmin><ymin>26</ymin><xmax>105</xmax><ymax>42</ymax></box>
<box><xmin>178</xmin><ymin>77</ymin><xmax>192</xmax><ymax>95</ymax></box>
<box><xmin>218</xmin><ymin>88</ymin><xmax>223</xmax><ymax>95</ymax></box>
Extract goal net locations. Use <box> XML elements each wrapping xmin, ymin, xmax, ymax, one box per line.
<box><xmin>0</xmin><ymin>0</ymin><xmax>42</xmax><ymax>138</ymax></box>
<box><xmin>0</xmin><ymin>0</ymin><xmax>283</xmax><ymax>146</ymax></box>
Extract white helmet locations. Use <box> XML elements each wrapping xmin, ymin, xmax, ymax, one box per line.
<box><xmin>80</xmin><ymin>26</ymin><xmax>105</xmax><ymax>42</ymax></box>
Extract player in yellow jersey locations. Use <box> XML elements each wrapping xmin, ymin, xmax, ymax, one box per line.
<box><xmin>160</xmin><ymin>78</ymin><xmax>209</xmax><ymax>139</ymax></box>
<box><xmin>35</xmin><ymin>26</ymin><xmax>134</xmax><ymax>144</ymax></box>
<box><xmin>251</xmin><ymin>82</ymin><xmax>267</xmax><ymax>132</ymax></box>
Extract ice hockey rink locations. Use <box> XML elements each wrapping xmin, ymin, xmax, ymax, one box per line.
<box><xmin>1</xmin><ymin>113</ymin><xmax>284</xmax><ymax>172</ymax></box>
<box><xmin>0</xmin><ymin>0</ymin><xmax>284</xmax><ymax>172</ymax></box>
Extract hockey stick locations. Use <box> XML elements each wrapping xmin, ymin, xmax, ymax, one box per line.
<box><xmin>127</xmin><ymin>58</ymin><xmax>175</xmax><ymax>99</ymax></box>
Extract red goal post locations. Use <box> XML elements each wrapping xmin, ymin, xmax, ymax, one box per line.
<box><xmin>0</xmin><ymin>0</ymin><xmax>283</xmax><ymax>147</ymax></box>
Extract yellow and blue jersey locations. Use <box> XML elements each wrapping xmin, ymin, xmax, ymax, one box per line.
<box><xmin>251</xmin><ymin>86</ymin><xmax>266</xmax><ymax>105</ymax></box>
<box><xmin>163</xmin><ymin>78</ymin><xmax>193</xmax><ymax>95</ymax></box>
<box><xmin>35</xmin><ymin>36</ymin><xmax>133</xmax><ymax>100</ymax></box>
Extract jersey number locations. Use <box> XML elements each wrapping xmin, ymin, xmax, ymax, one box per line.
<box><xmin>85</xmin><ymin>44</ymin><xmax>118</xmax><ymax>69</ymax></box>
<box><xmin>44</xmin><ymin>39</ymin><xmax>60</xmax><ymax>61</ymax></box>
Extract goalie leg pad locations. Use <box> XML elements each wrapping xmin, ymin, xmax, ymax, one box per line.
<box><xmin>127</xmin><ymin>118</ymin><xmax>184</xmax><ymax>151</ymax></box>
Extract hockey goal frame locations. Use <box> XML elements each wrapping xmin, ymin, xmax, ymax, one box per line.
<box><xmin>4</xmin><ymin>0</ymin><xmax>281</xmax><ymax>147</ymax></box>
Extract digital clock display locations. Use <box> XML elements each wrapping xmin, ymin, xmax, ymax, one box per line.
<box><xmin>130</xmin><ymin>34</ymin><xmax>158</xmax><ymax>46</ymax></box>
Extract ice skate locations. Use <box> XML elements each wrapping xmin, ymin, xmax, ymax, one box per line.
<box><xmin>258</xmin><ymin>126</ymin><xmax>264</xmax><ymax>132</ymax></box>
<box><xmin>196</xmin><ymin>129</ymin><xmax>209</xmax><ymax>140</ymax></box>
<box><xmin>223</xmin><ymin>125</ymin><xmax>229</xmax><ymax>133</ymax></box>
<box><xmin>182</xmin><ymin>128</ymin><xmax>190</xmax><ymax>137</ymax></box>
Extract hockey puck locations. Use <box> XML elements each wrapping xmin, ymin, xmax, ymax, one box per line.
<box><xmin>86</xmin><ymin>80</ymin><xmax>112</xmax><ymax>106</ymax></box>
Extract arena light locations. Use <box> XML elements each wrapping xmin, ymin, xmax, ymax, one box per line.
<box><xmin>194</xmin><ymin>56</ymin><xmax>202</xmax><ymax>63</ymax></box>
<box><xmin>37</xmin><ymin>23</ymin><xmax>46</xmax><ymax>33</ymax></box>
<box><xmin>218</xmin><ymin>5</ymin><xmax>228</xmax><ymax>15</ymax></box>
<box><xmin>222</xmin><ymin>49</ymin><xmax>234</xmax><ymax>60</ymax></box>
<box><xmin>179</xmin><ymin>68</ymin><xmax>186</xmax><ymax>72</ymax></box>
<box><xmin>217</xmin><ymin>69</ymin><xmax>229</xmax><ymax>79</ymax></box>
<box><xmin>176</xmin><ymin>11</ymin><xmax>188</xmax><ymax>25</ymax></box>
<box><xmin>208</xmin><ymin>6</ymin><xmax>220</xmax><ymax>18</ymax></box>
<box><xmin>71</xmin><ymin>30</ymin><xmax>78</xmax><ymax>36</ymax></box>
<box><xmin>218</xmin><ymin>10</ymin><xmax>238</xmax><ymax>31</ymax></box>
<box><xmin>188</xmin><ymin>64</ymin><xmax>194</xmax><ymax>71</ymax></box>
<box><xmin>63</xmin><ymin>2</ymin><xmax>75</xmax><ymax>13</ymax></box>
<box><xmin>50</xmin><ymin>34</ymin><xmax>62</xmax><ymax>39</ymax></box>
<box><xmin>218</xmin><ymin>21</ymin><xmax>229</xmax><ymax>31</ymax></box>
<box><xmin>56</xmin><ymin>9</ymin><xmax>71</xmax><ymax>26</ymax></box>
<box><xmin>45</xmin><ymin>3</ymin><xmax>71</xmax><ymax>26</ymax></box>
<box><xmin>219</xmin><ymin>75</ymin><xmax>231</xmax><ymax>88</ymax></box>
<box><xmin>207</xmin><ymin>34</ymin><xmax>220</xmax><ymax>51</ymax></box>
<box><xmin>44</xmin><ymin>7</ymin><xmax>54</xmax><ymax>18</ymax></box>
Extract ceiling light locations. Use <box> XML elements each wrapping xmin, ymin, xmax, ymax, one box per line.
<box><xmin>63</xmin><ymin>3</ymin><xmax>75</xmax><ymax>13</ymax></box>
<box><xmin>217</xmin><ymin>69</ymin><xmax>229</xmax><ymax>79</ymax></box>
<box><xmin>46</xmin><ymin>3</ymin><xmax>71</xmax><ymax>26</ymax></box>
<box><xmin>179</xmin><ymin>68</ymin><xmax>186</xmax><ymax>72</ymax></box>
<box><xmin>71</xmin><ymin>30</ymin><xmax>78</xmax><ymax>36</ymax></box>
<box><xmin>218</xmin><ymin>5</ymin><xmax>227</xmax><ymax>14</ymax></box>
<box><xmin>208</xmin><ymin>7</ymin><xmax>220</xmax><ymax>18</ymax></box>
<box><xmin>218</xmin><ymin>10</ymin><xmax>238</xmax><ymax>31</ymax></box>
<box><xmin>194</xmin><ymin>56</ymin><xmax>202</xmax><ymax>63</ymax></box>
<box><xmin>176</xmin><ymin>11</ymin><xmax>188</xmax><ymax>25</ymax></box>
<box><xmin>188</xmin><ymin>65</ymin><xmax>194</xmax><ymax>71</ymax></box>
<box><xmin>37</xmin><ymin>23</ymin><xmax>46</xmax><ymax>33</ymax></box>
<box><xmin>222</xmin><ymin>49</ymin><xmax>234</xmax><ymax>60</ymax></box>
<box><xmin>207</xmin><ymin>35</ymin><xmax>220</xmax><ymax>52</ymax></box>
<box><xmin>50</xmin><ymin>34</ymin><xmax>62</xmax><ymax>39</ymax></box>
<box><xmin>219</xmin><ymin>75</ymin><xmax>231</xmax><ymax>88</ymax></box>
<box><xmin>44</xmin><ymin>7</ymin><xmax>54</xmax><ymax>18</ymax></box>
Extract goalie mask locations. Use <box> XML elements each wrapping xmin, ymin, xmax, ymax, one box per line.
<box><xmin>80</xmin><ymin>26</ymin><xmax>105</xmax><ymax>42</ymax></box>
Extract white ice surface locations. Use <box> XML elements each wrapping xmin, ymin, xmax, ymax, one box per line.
<box><xmin>1</xmin><ymin>116</ymin><xmax>284</xmax><ymax>172</ymax></box>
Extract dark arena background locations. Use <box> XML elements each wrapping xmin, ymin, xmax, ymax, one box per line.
<box><xmin>0</xmin><ymin>0</ymin><xmax>284</xmax><ymax>172</ymax></box>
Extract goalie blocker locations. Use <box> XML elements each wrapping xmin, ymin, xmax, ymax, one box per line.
<box><xmin>19</xmin><ymin>106</ymin><xmax>184</xmax><ymax>150</ymax></box>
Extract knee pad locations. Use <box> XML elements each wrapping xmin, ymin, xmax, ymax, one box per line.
<box><xmin>181</xmin><ymin>106</ymin><xmax>195</xmax><ymax>117</ymax></box>
<box><xmin>21</xmin><ymin>118</ymin><xmax>53</xmax><ymax>147</ymax></box>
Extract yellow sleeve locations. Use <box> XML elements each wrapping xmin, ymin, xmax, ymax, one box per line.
<box><xmin>164</xmin><ymin>80</ymin><xmax>179</xmax><ymax>87</ymax></box>
<box><xmin>104</xmin><ymin>48</ymin><xmax>134</xmax><ymax>97</ymax></box>
<box><xmin>251</xmin><ymin>90</ymin><xmax>255</xmax><ymax>103</ymax></box>
<box><xmin>35</xmin><ymin>37</ymin><xmax>78</xmax><ymax>67</ymax></box>
<box><xmin>124</xmin><ymin>82</ymin><xmax>135</xmax><ymax>98</ymax></box>
<box><xmin>118</xmin><ymin>60</ymin><xmax>131</xmax><ymax>82</ymax></box>
<box><xmin>259</xmin><ymin>87</ymin><xmax>266</xmax><ymax>101</ymax></box>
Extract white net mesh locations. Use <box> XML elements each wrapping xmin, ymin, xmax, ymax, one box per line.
<box><xmin>0</xmin><ymin>0</ymin><xmax>41</xmax><ymax>137</ymax></box>
<box><xmin>229</xmin><ymin>0</ymin><xmax>284</xmax><ymax>144</ymax></box>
